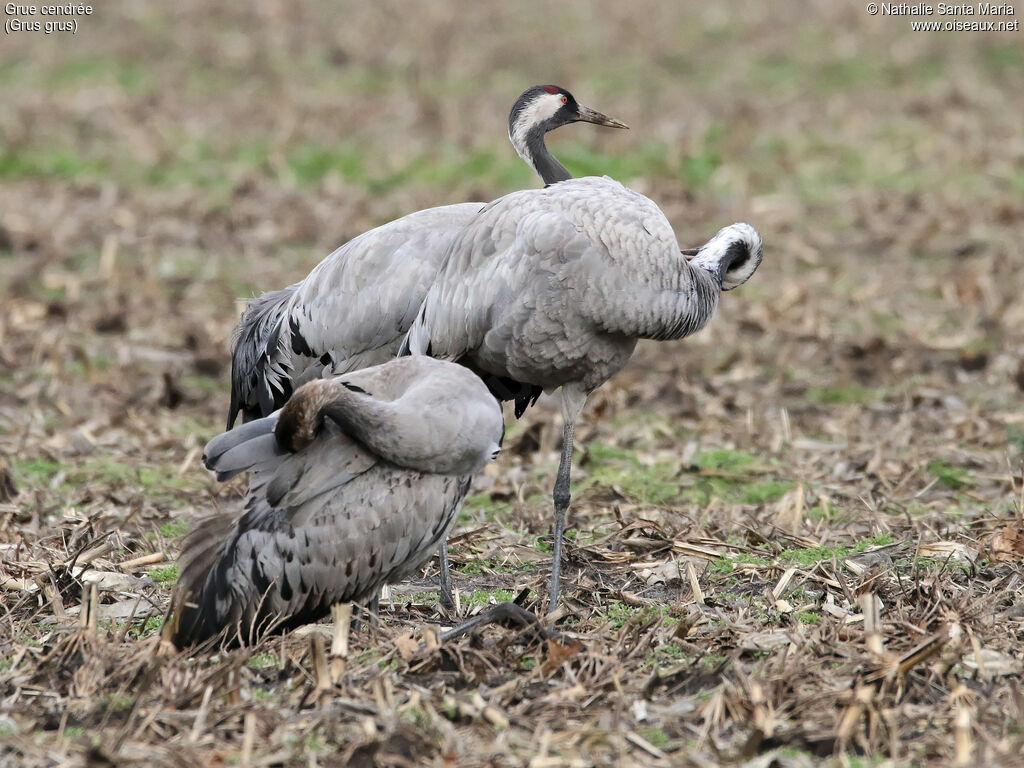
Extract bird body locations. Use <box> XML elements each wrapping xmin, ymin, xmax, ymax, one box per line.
<box><xmin>172</xmin><ymin>356</ymin><xmax>504</xmax><ymax>647</ymax></box>
<box><xmin>402</xmin><ymin>176</ymin><xmax>754</xmax><ymax>393</ymax></box>
<box><xmin>228</xmin><ymin>202</ymin><xmax>486</xmax><ymax>426</ymax></box>
<box><xmin>400</xmin><ymin>175</ymin><xmax>763</xmax><ymax>611</ymax></box>
<box><xmin>227</xmin><ymin>86</ymin><xmax>627</xmax><ymax>428</ymax></box>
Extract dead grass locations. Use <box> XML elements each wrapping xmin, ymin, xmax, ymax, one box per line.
<box><xmin>2</xmin><ymin>1</ymin><xmax>1024</xmax><ymax>766</ymax></box>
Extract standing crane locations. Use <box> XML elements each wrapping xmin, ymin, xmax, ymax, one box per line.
<box><xmin>171</xmin><ymin>356</ymin><xmax>504</xmax><ymax>647</ymax></box>
<box><xmin>400</xmin><ymin>176</ymin><xmax>764</xmax><ymax>612</ymax></box>
<box><xmin>228</xmin><ymin>85</ymin><xmax>626</xmax><ymax>429</ymax></box>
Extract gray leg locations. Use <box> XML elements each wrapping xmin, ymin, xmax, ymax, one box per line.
<box><xmin>352</xmin><ymin>591</ymin><xmax>380</xmax><ymax>632</ymax></box>
<box><xmin>548</xmin><ymin>419</ymin><xmax>576</xmax><ymax>614</ymax></box>
<box><xmin>438</xmin><ymin>540</ymin><xmax>455</xmax><ymax>613</ymax></box>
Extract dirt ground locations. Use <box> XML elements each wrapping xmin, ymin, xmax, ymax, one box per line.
<box><xmin>2</xmin><ymin>2</ymin><xmax>1023</xmax><ymax>766</ymax></box>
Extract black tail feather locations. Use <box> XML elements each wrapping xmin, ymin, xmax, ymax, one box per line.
<box><xmin>227</xmin><ymin>287</ymin><xmax>297</xmax><ymax>430</ymax></box>
<box><xmin>456</xmin><ymin>361</ymin><xmax>541</xmax><ymax>418</ymax></box>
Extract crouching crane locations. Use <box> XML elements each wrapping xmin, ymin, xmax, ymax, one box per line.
<box><xmin>400</xmin><ymin>176</ymin><xmax>764</xmax><ymax>613</ymax></box>
<box><xmin>170</xmin><ymin>356</ymin><xmax>504</xmax><ymax>647</ymax></box>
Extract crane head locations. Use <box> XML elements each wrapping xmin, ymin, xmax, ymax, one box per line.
<box><xmin>508</xmin><ymin>85</ymin><xmax>628</xmax><ymax>141</ymax></box>
<box><xmin>274</xmin><ymin>378</ymin><xmax>336</xmax><ymax>453</ymax></box>
<box><xmin>684</xmin><ymin>223</ymin><xmax>764</xmax><ymax>291</ymax></box>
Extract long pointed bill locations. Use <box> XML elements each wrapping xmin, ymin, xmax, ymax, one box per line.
<box><xmin>574</xmin><ymin>104</ymin><xmax>629</xmax><ymax>129</ymax></box>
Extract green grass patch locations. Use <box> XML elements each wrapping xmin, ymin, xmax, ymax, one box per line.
<box><xmin>808</xmin><ymin>504</ymin><xmax>835</xmax><ymax>521</ymax></box>
<box><xmin>286</xmin><ymin>143</ymin><xmax>374</xmax><ymax>186</ymax></box>
<box><xmin>927</xmin><ymin>460</ymin><xmax>972</xmax><ymax>490</ymax></box>
<box><xmin>50</xmin><ymin>55</ymin><xmax>152</xmax><ymax>92</ymax></box>
<box><xmin>247</xmin><ymin>652</ymin><xmax>279</xmax><ymax>669</ymax></box>
<box><xmin>601</xmin><ymin>601</ymin><xmax>678</xmax><ymax>629</ymax></box>
<box><xmin>978</xmin><ymin>42</ymin><xmax>1022</xmax><ymax>75</ymax></box>
<box><xmin>694</xmin><ymin>448</ymin><xmax>758</xmax><ymax>473</ymax></box>
<box><xmin>677</xmin><ymin>125</ymin><xmax>724</xmax><ymax>189</ymax></box>
<box><xmin>556</xmin><ymin>141</ymin><xmax>671</xmax><ymax>182</ymax></box>
<box><xmin>855</xmin><ymin>531</ymin><xmax>894</xmax><ymax>550</ymax></box>
<box><xmin>644</xmin><ymin>643</ymin><xmax>690</xmax><ymax>668</ymax></box>
<box><xmin>735</xmin><ymin>551</ymin><xmax>772</xmax><ymax>566</ymax></box>
<box><xmin>709</xmin><ymin>557</ymin><xmax>735</xmax><ymax>574</ymax></box>
<box><xmin>159</xmin><ymin>519</ymin><xmax>190</xmax><ymax>539</ymax></box>
<box><xmin>0</xmin><ymin>147</ymin><xmax>109</xmax><ymax>183</ymax></box>
<box><xmin>913</xmin><ymin>555</ymin><xmax>974</xmax><ymax>577</ymax></box>
<box><xmin>465</xmin><ymin>589</ymin><xmax>517</xmax><ymax>607</ymax></box>
<box><xmin>137</xmin><ymin>615</ymin><xmax>164</xmax><ymax>636</ymax></box>
<box><xmin>778</xmin><ymin>544</ymin><xmax>851</xmax><ymax>566</ymax></box>
<box><xmin>15</xmin><ymin>455</ymin><xmax>204</xmax><ymax>499</ymax></box>
<box><xmin>583</xmin><ymin>443</ymin><xmax>680</xmax><ymax>505</ymax></box>
<box><xmin>816</xmin><ymin>56</ymin><xmax>876</xmax><ymax>91</ymax></box>
<box><xmin>699</xmin><ymin>652</ymin><xmax>729</xmax><ymax>671</ymax></box>
<box><xmin>715</xmin><ymin>533</ymin><xmax>890</xmax><ymax>574</ymax></box>
<box><xmin>1008</xmin><ymin>426</ymin><xmax>1024</xmax><ymax>454</ymax></box>
<box><xmin>13</xmin><ymin>457</ymin><xmax>67</xmax><ymax>486</ymax></box>
<box><xmin>180</xmin><ymin>375</ymin><xmax>225</xmax><ymax>393</ymax></box>
<box><xmin>795</xmin><ymin>611</ymin><xmax>821</xmax><ymax>625</ymax></box>
<box><xmin>639</xmin><ymin>726</ymin><xmax>670</xmax><ymax>748</ymax></box>
<box><xmin>457</xmin><ymin>558</ymin><xmax>485</xmax><ymax>575</ymax></box>
<box><xmin>741</xmin><ymin>480</ymin><xmax>795</xmax><ymax>504</ymax></box>
<box><xmin>459</xmin><ymin>492</ymin><xmax>513</xmax><ymax>523</ymax></box>
<box><xmin>644</xmin><ymin>448</ymin><xmax>797</xmax><ymax>508</ymax></box>
<box><xmin>149</xmin><ymin>564</ymin><xmax>179</xmax><ymax>584</ymax></box>
<box><xmin>105</xmin><ymin>693</ymin><xmax>134</xmax><ymax>711</ymax></box>
<box><xmin>456</xmin><ymin>554</ymin><xmax>539</xmax><ymax>575</ymax></box>
<box><xmin>806</xmin><ymin>382</ymin><xmax>879</xmax><ymax>405</ymax></box>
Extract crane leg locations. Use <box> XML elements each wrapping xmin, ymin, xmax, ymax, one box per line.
<box><xmin>367</xmin><ymin>592</ymin><xmax>380</xmax><ymax>624</ymax></box>
<box><xmin>548</xmin><ymin>418</ymin><xmax>576</xmax><ymax>614</ymax></box>
<box><xmin>438</xmin><ymin>540</ymin><xmax>455</xmax><ymax>613</ymax></box>
<box><xmin>352</xmin><ymin>591</ymin><xmax>380</xmax><ymax>632</ymax></box>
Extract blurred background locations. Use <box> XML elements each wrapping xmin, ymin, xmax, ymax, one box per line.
<box><xmin>2</xmin><ymin>2</ymin><xmax>1023</xmax><ymax>763</ymax></box>
<box><xmin>2</xmin><ymin>0</ymin><xmax>1023</xmax><ymax>534</ymax></box>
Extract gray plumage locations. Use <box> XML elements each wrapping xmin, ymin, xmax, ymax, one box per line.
<box><xmin>226</xmin><ymin>85</ymin><xmax>626</xmax><ymax>428</ymax></box>
<box><xmin>402</xmin><ymin>176</ymin><xmax>762</xmax><ymax>390</ymax></box>
<box><xmin>227</xmin><ymin>204</ymin><xmax>484</xmax><ymax>427</ymax></box>
<box><xmin>399</xmin><ymin>175</ymin><xmax>763</xmax><ymax>611</ymax></box>
<box><xmin>172</xmin><ymin>356</ymin><xmax>504</xmax><ymax>648</ymax></box>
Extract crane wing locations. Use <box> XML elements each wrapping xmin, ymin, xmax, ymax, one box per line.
<box><xmin>176</xmin><ymin>415</ymin><xmax>381</xmax><ymax>644</ymax></box>
<box><xmin>227</xmin><ymin>203</ymin><xmax>485</xmax><ymax>425</ymax></box>
<box><xmin>401</xmin><ymin>202</ymin><xmax>587</xmax><ymax>359</ymax></box>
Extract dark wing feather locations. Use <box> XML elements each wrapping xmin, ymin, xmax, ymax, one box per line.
<box><xmin>172</xmin><ymin>420</ymin><xmax>379</xmax><ymax>648</ymax></box>
<box><xmin>227</xmin><ymin>287</ymin><xmax>298</xmax><ymax>429</ymax></box>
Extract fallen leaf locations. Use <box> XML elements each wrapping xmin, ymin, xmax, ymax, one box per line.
<box><xmin>541</xmin><ymin>636</ymin><xmax>584</xmax><ymax>674</ymax></box>
<box><xmin>961</xmin><ymin>648</ymin><xmax>1021</xmax><ymax>677</ymax></box>
<box><xmin>740</xmin><ymin>630</ymin><xmax>792</xmax><ymax>652</ymax></box>
<box><xmin>393</xmin><ymin>631</ymin><xmax>422</xmax><ymax>661</ymax></box>
<box><xmin>989</xmin><ymin>524</ymin><xmax>1024</xmax><ymax>562</ymax></box>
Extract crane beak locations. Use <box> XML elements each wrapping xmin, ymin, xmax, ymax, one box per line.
<box><xmin>574</xmin><ymin>105</ymin><xmax>629</xmax><ymax>129</ymax></box>
<box><xmin>681</xmin><ymin>247</ymin><xmax>700</xmax><ymax>260</ymax></box>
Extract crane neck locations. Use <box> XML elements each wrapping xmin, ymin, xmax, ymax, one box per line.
<box><xmin>521</xmin><ymin>125</ymin><xmax>572</xmax><ymax>186</ymax></box>
<box><xmin>586</xmin><ymin>249</ymin><xmax>724</xmax><ymax>344</ymax></box>
<box><xmin>652</xmin><ymin>264</ymin><xmax>723</xmax><ymax>341</ymax></box>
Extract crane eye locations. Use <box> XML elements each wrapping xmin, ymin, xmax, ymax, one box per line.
<box><xmin>560</xmin><ymin>95</ymin><xmax>568</xmax><ymax>104</ymax></box>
